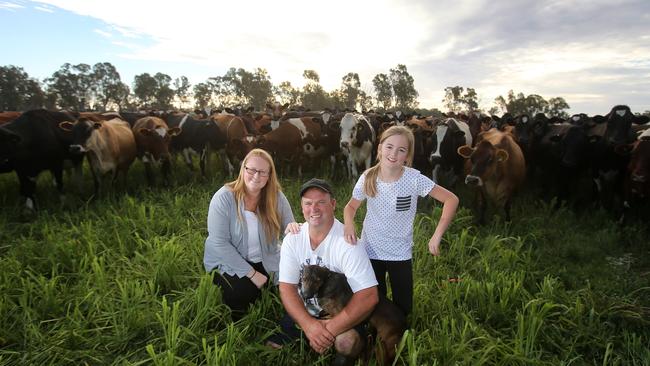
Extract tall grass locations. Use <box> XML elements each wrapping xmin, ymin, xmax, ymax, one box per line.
<box><xmin>0</xmin><ymin>160</ymin><xmax>648</xmax><ymax>365</ymax></box>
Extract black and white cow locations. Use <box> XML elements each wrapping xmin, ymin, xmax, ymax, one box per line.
<box><xmin>163</xmin><ymin>113</ymin><xmax>227</xmax><ymax>176</ymax></box>
<box><xmin>339</xmin><ymin>113</ymin><xmax>376</xmax><ymax>178</ymax></box>
<box><xmin>429</xmin><ymin>118</ymin><xmax>472</xmax><ymax>186</ymax></box>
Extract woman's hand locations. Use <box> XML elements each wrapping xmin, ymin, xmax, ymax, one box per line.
<box><xmin>249</xmin><ymin>271</ymin><xmax>268</xmax><ymax>289</ymax></box>
<box><xmin>284</xmin><ymin>222</ymin><xmax>302</xmax><ymax>235</ymax></box>
<box><xmin>343</xmin><ymin>224</ymin><xmax>357</xmax><ymax>244</ymax></box>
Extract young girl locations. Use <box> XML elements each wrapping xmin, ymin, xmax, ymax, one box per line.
<box><xmin>343</xmin><ymin>125</ymin><xmax>459</xmax><ymax>318</ymax></box>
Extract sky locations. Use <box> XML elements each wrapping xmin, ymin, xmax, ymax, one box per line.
<box><xmin>1</xmin><ymin>0</ymin><xmax>649</xmax><ymax>115</ymax></box>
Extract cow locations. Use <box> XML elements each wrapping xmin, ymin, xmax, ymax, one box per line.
<box><xmin>429</xmin><ymin>118</ymin><xmax>472</xmax><ymax>186</ymax></box>
<box><xmin>132</xmin><ymin>116</ymin><xmax>180</xmax><ymax>186</ymax></box>
<box><xmin>0</xmin><ymin>111</ymin><xmax>21</xmax><ymax>126</ymax></box>
<box><xmin>534</xmin><ymin>122</ymin><xmax>599</xmax><ymax>207</ymax></box>
<box><xmin>59</xmin><ymin>117</ymin><xmax>137</xmax><ymax>196</ymax></box>
<box><xmin>0</xmin><ymin>109</ymin><xmax>83</xmax><ymax>212</ymax></box>
<box><xmin>255</xmin><ymin>121</ymin><xmax>304</xmax><ymax>175</ymax></box>
<box><xmin>457</xmin><ymin>129</ymin><xmax>526</xmax><ymax>224</ymax></box>
<box><xmin>618</xmin><ymin>129</ymin><xmax>650</xmax><ymax>223</ymax></box>
<box><xmin>339</xmin><ymin>112</ymin><xmax>376</xmax><ymax>178</ymax></box>
<box><xmin>211</xmin><ymin>114</ymin><xmax>249</xmax><ymax>176</ymax></box>
<box><xmin>587</xmin><ymin>106</ymin><xmax>649</xmax><ymax>210</ymax></box>
<box><xmin>163</xmin><ymin>112</ymin><xmax>227</xmax><ymax>177</ymax></box>
<box><xmin>266</xmin><ymin>102</ymin><xmax>289</xmax><ymax>129</ymax></box>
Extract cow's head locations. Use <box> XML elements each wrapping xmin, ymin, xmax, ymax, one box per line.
<box><xmin>549</xmin><ymin>125</ymin><xmax>599</xmax><ymax>168</ymax></box>
<box><xmin>138</xmin><ymin>126</ymin><xmax>181</xmax><ymax>160</ymax></box>
<box><xmin>59</xmin><ymin>118</ymin><xmax>102</xmax><ymax>154</ymax></box>
<box><xmin>603</xmin><ymin>105</ymin><xmax>648</xmax><ymax>146</ymax></box>
<box><xmin>457</xmin><ymin>141</ymin><xmax>509</xmax><ymax>186</ymax></box>
<box><xmin>265</xmin><ymin>102</ymin><xmax>289</xmax><ymax>121</ymax></box>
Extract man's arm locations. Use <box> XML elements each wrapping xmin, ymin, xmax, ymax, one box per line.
<box><xmin>278</xmin><ymin>282</ymin><xmax>335</xmax><ymax>353</ymax></box>
<box><xmin>324</xmin><ymin>286</ymin><xmax>379</xmax><ymax>337</ymax></box>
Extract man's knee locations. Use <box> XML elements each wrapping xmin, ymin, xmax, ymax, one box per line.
<box><xmin>334</xmin><ymin>329</ymin><xmax>364</xmax><ymax>357</ymax></box>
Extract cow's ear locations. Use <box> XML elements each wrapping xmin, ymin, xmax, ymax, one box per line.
<box><xmin>633</xmin><ymin>115</ymin><xmax>650</xmax><ymax>125</ymax></box>
<box><xmin>58</xmin><ymin>121</ymin><xmax>75</xmax><ymax>131</ymax></box>
<box><xmin>168</xmin><ymin>127</ymin><xmax>181</xmax><ymax>136</ymax></box>
<box><xmin>457</xmin><ymin>145</ymin><xmax>474</xmax><ymax>158</ymax></box>
<box><xmin>254</xmin><ymin>114</ymin><xmax>264</xmax><ymax>121</ymax></box>
<box><xmin>224</xmin><ymin>107</ymin><xmax>234</xmax><ymax>114</ymax></box>
<box><xmin>93</xmin><ymin>122</ymin><xmax>102</xmax><ymax>129</ymax></box>
<box><xmin>614</xmin><ymin>144</ymin><xmax>633</xmax><ymax>156</ymax></box>
<box><xmin>495</xmin><ymin>149</ymin><xmax>509</xmax><ymax>162</ymax></box>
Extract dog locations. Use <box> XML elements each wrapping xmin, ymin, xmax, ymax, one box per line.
<box><xmin>300</xmin><ymin>264</ymin><xmax>406</xmax><ymax>365</ymax></box>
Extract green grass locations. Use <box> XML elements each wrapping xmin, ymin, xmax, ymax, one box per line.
<box><xmin>0</xmin><ymin>158</ymin><xmax>648</xmax><ymax>365</ymax></box>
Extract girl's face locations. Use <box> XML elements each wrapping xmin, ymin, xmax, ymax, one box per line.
<box><xmin>379</xmin><ymin>133</ymin><xmax>410</xmax><ymax>169</ymax></box>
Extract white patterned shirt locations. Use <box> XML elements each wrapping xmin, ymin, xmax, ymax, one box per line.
<box><xmin>352</xmin><ymin>167</ymin><xmax>435</xmax><ymax>261</ymax></box>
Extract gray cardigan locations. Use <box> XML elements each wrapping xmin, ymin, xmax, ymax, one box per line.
<box><xmin>203</xmin><ymin>186</ymin><xmax>295</xmax><ymax>283</ymax></box>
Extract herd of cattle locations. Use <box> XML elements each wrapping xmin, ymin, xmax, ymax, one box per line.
<box><xmin>0</xmin><ymin>103</ymin><xmax>649</xmax><ymax>223</ymax></box>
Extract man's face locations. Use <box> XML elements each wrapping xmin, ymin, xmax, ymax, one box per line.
<box><xmin>301</xmin><ymin>188</ymin><xmax>336</xmax><ymax>229</ymax></box>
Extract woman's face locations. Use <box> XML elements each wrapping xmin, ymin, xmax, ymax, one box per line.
<box><xmin>243</xmin><ymin>156</ymin><xmax>271</xmax><ymax>194</ymax></box>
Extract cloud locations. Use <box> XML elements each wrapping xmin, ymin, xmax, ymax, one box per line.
<box><xmin>29</xmin><ymin>0</ymin><xmax>650</xmax><ymax>114</ymax></box>
<box><xmin>93</xmin><ymin>29</ymin><xmax>111</xmax><ymax>38</ymax></box>
<box><xmin>0</xmin><ymin>1</ymin><xmax>24</xmax><ymax>11</ymax></box>
<box><xmin>34</xmin><ymin>5</ymin><xmax>53</xmax><ymax>12</ymax></box>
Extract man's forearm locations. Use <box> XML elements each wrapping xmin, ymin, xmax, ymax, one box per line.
<box><xmin>279</xmin><ymin>282</ymin><xmax>315</xmax><ymax>328</ymax></box>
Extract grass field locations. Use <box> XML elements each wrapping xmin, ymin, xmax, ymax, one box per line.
<box><xmin>0</xmin><ymin>160</ymin><xmax>648</xmax><ymax>365</ymax></box>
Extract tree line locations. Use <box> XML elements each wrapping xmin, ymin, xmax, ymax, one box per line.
<box><xmin>1</xmin><ymin>62</ymin><xmax>578</xmax><ymax>117</ymax></box>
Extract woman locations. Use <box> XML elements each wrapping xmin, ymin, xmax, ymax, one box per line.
<box><xmin>204</xmin><ymin>148</ymin><xmax>295</xmax><ymax>318</ymax></box>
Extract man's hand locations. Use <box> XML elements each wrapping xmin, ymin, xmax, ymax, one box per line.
<box><xmin>303</xmin><ymin>318</ymin><xmax>335</xmax><ymax>354</ymax></box>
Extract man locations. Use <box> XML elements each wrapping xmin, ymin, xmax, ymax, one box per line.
<box><xmin>273</xmin><ymin>178</ymin><xmax>379</xmax><ymax>359</ymax></box>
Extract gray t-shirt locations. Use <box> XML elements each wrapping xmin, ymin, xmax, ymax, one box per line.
<box><xmin>352</xmin><ymin>167</ymin><xmax>435</xmax><ymax>260</ymax></box>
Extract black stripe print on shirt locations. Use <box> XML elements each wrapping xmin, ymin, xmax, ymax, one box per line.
<box><xmin>396</xmin><ymin>196</ymin><xmax>411</xmax><ymax>212</ymax></box>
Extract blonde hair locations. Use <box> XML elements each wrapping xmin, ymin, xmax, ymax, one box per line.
<box><xmin>364</xmin><ymin>126</ymin><xmax>414</xmax><ymax>197</ymax></box>
<box><xmin>226</xmin><ymin>148</ymin><xmax>282</xmax><ymax>243</ymax></box>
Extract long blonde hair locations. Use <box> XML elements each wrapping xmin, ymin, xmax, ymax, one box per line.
<box><xmin>364</xmin><ymin>126</ymin><xmax>414</xmax><ymax>197</ymax></box>
<box><xmin>226</xmin><ymin>148</ymin><xmax>282</xmax><ymax>243</ymax></box>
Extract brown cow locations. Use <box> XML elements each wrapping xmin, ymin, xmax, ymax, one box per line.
<box><xmin>0</xmin><ymin>111</ymin><xmax>21</xmax><ymax>126</ymax></box>
<box><xmin>256</xmin><ymin>122</ymin><xmax>304</xmax><ymax>176</ymax></box>
<box><xmin>59</xmin><ymin>117</ymin><xmax>136</xmax><ymax>195</ymax></box>
<box><xmin>132</xmin><ymin>116</ymin><xmax>180</xmax><ymax>185</ymax></box>
<box><xmin>457</xmin><ymin>129</ymin><xmax>526</xmax><ymax>224</ymax></box>
<box><xmin>211</xmin><ymin>114</ymin><xmax>249</xmax><ymax>176</ymax></box>
<box><xmin>619</xmin><ymin>129</ymin><xmax>650</xmax><ymax>223</ymax></box>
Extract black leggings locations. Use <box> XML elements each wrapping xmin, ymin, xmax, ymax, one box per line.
<box><xmin>212</xmin><ymin>261</ymin><xmax>268</xmax><ymax>319</ymax></box>
<box><xmin>370</xmin><ymin>259</ymin><xmax>413</xmax><ymax>318</ymax></box>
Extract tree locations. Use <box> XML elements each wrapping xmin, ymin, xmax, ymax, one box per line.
<box><xmin>133</xmin><ymin>73</ymin><xmax>157</xmax><ymax>108</ymax></box>
<box><xmin>340</xmin><ymin>72</ymin><xmax>361</xmax><ymax>110</ymax></box>
<box><xmin>92</xmin><ymin>62</ymin><xmax>123</xmax><ymax>111</ymax></box>
<box><xmin>389</xmin><ymin>64</ymin><xmax>418</xmax><ymax>110</ymax></box>
<box><xmin>545</xmin><ymin>97</ymin><xmax>570</xmax><ymax>118</ymax></box>
<box><xmin>301</xmin><ymin>70</ymin><xmax>331</xmax><ymax>110</ymax></box>
<box><xmin>45</xmin><ymin>63</ymin><xmax>93</xmax><ymax>110</ymax></box>
<box><xmin>493</xmin><ymin>90</ymin><xmax>565</xmax><ymax>116</ymax></box>
<box><xmin>442</xmin><ymin>86</ymin><xmax>479</xmax><ymax>114</ymax></box>
<box><xmin>372</xmin><ymin>73</ymin><xmax>392</xmax><ymax>110</ymax></box>
<box><xmin>173</xmin><ymin>76</ymin><xmax>191</xmax><ymax>109</ymax></box>
<box><xmin>274</xmin><ymin>81</ymin><xmax>300</xmax><ymax>106</ymax></box>
<box><xmin>109</xmin><ymin>82</ymin><xmax>130</xmax><ymax>111</ymax></box>
<box><xmin>193</xmin><ymin>82</ymin><xmax>213</xmax><ymax>110</ymax></box>
<box><xmin>153</xmin><ymin>72</ymin><xmax>174</xmax><ymax>110</ymax></box>
<box><xmin>0</xmin><ymin>65</ymin><xmax>45</xmax><ymax>110</ymax></box>
<box><xmin>215</xmin><ymin>67</ymin><xmax>274</xmax><ymax>110</ymax></box>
